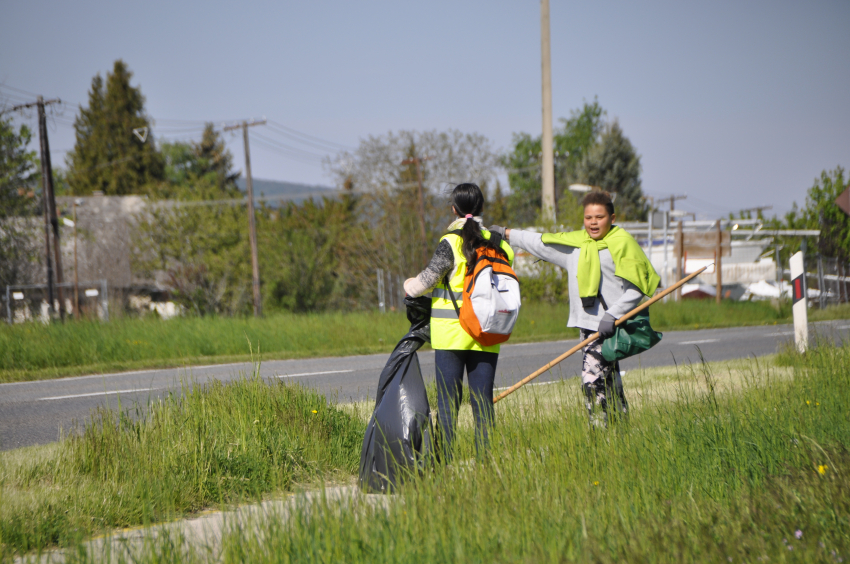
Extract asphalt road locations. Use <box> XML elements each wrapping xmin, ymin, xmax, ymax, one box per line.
<box><xmin>2</xmin><ymin>320</ymin><xmax>849</xmax><ymax>451</ymax></box>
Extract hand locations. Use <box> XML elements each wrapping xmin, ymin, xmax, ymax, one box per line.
<box><xmin>488</xmin><ymin>225</ymin><xmax>506</xmax><ymax>238</ymax></box>
<box><xmin>597</xmin><ymin>312</ymin><xmax>617</xmax><ymax>340</ymax></box>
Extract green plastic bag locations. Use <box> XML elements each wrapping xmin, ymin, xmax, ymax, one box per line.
<box><xmin>601</xmin><ymin>311</ymin><xmax>662</xmax><ymax>362</ymax></box>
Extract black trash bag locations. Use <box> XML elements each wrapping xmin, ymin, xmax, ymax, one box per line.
<box><xmin>358</xmin><ymin>296</ymin><xmax>435</xmax><ymax>493</ymax></box>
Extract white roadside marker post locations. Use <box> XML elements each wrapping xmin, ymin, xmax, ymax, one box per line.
<box><xmin>789</xmin><ymin>251</ymin><xmax>808</xmax><ymax>353</ymax></box>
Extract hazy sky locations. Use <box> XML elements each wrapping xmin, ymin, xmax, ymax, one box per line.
<box><xmin>2</xmin><ymin>0</ymin><xmax>848</xmax><ymax>219</ymax></box>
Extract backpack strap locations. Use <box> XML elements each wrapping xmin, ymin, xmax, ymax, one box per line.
<box><xmin>442</xmin><ymin>274</ymin><xmax>461</xmax><ymax>317</ymax></box>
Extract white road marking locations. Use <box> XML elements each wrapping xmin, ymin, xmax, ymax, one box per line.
<box><xmin>38</xmin><ymin>388</ymin><xmax>161</xmax><ymax>401</ymax></box>
<box><xmin>837</xmin><ymin>324</ymin><xmax>850</xmax><ymax>330</ymax></box>
<box><xmin>766</xmin><ymin>331</ymin><xmax>794</xmax><ymax>336</ymax></box>
<box><xmin>276</xmin><ymin>369</ymin><xmax>354</xmax><ymax>379</ymax></box>
<box><xmin>495</xmin><ymin>380</ymin><xmax>560</xmax><ymax>391</ymax></box>
<box><xmin>678</xmin><ymin>339</ymin><xmax>719</xmax><ymax>345</ymax></box>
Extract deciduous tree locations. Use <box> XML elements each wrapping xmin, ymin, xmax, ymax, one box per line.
<box><xmin>0</xmin><ymin>115</ymin><xmax>41</xmax><ymax>287</ymax></box>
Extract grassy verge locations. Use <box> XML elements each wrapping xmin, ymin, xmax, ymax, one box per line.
<box><xmin>0</xmin><ymin>370</ymin><xmax>364</xmax><ymax>557</ymax></box>
<box><xmin>4</xmin><ymin>300</ymin><xmax>849</xmax><ymax>384</ymax></box>
<box><xmin>159</xmin><ymin>341</ymin><xmax>846</xmax><ymax>563</ymax></box>
<box><xmin>3</xmin><ymin>341</ymin><xmax>848</xmax><ymax>562</ymax></box>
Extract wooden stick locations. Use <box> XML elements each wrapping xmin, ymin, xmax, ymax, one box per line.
<box><xmin>493</xmin><ymin>265</ymin><xmax>709</xmax><ymax>404</ymax></box>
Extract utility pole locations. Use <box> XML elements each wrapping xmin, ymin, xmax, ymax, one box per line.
<box><xmin>737</xmin><ymin>205</ymin><xmax>773</xmax><ymax>219</ymax></box>
<box><xmin>540</xmin><ymin>0</ymin><xmax>555</xmax><ymax>223</ymax></box>
<box><xmin>656</xmin><ymin>194</ymin><xmax>688</xmax><ymax>212</ymax></box>
<box><xmin>224</xmin><ymin>119</ymin><xmax>266</xmax><ymax>317</ymax></box>
<box><xmin>11</xmin><ymin>96</ymin><xmax>64</xmax><ymax>320</ymax></box>
<box><xmin>400</xmin><ymin>155</ymin><xmax>433</xmax><ymax>268</ymax></box>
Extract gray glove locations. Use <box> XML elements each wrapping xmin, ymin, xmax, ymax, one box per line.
<box><xmin>597</xmin><ymin>312</ymin><xmax>617</xmax><ymax>340</ymax></box>
<box><xmin>488</xmin><ymin>225</ymin><xmax>506</xmax><ymax>238</ymax></box>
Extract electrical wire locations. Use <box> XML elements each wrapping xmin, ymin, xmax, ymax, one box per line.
<box><xmin>250</xmin><ymin>137</ymin><xmax>325</xmax><ymax>166</ymax></box>
<box><xmin>0</xmin><ymin>84</ymin><xmax>42</xmax><ymax>98</ymax></box>
<box><xmin>251</xmin><ymin>132</ymin><xmax>328</xmax><ymax>160</ymax></box>
<box><xmin>266</xmin><ymin>119</ymin><xmax>354</xmax><ymax>151</ymax></box>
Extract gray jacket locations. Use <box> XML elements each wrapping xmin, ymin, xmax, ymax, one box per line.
<box><xmin>509</xmin><ymin>229</ymin><xmax>643</xmax><ymax>332</ymax></box>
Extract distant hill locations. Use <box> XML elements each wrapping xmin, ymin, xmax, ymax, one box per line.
<box><xmin>234</xmin><ymin>178</ymin><xmax>337</xmax><ymax>205</ymax></box>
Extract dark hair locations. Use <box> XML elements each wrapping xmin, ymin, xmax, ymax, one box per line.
<box><xmin>451</xmin><ymin>183</ymin><xmax>504</xmax><ymax>264</ymax></box>
<box><xmin>581</xmin><ymin>190</ymin><xmax>615</xmax><ymax>216</ymax></box>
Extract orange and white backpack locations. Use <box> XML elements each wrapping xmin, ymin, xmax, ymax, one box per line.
<box><xmin>443</xmin><ymin>232</ymin><xmax>522</xmax><ymax>347</ymax></box>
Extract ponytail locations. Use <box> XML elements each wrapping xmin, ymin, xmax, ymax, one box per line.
<box><xmin>451</xmin><ymin>183</ymin><xmax>505</xmax><ymax>264</ymax></box>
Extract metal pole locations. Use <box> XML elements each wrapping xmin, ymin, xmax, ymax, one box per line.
<box><xmin>817</xmin><ymin>253</ymin><xmax>825</xmax><ymax>309</ymax></box>
<box><xmin>775</xmin><ymin>246</ymin><xmax>781</xmax><ymax>285</ymax></box>
<box><xmin>675</xmin><ymin>220</ymin><xmax>684</xmax><ymax>301</ymax></box>
<box><xmin>73</xmin><ymin>201</ymin><xmax>80</xmax><ymax>320</ymax></box>
<box><xmin>662</xmin><ymin>211</ymin><xmax>669</xmax><ymax>302</ymax></box>
<box><xmin>5</xmin><ymin>286</ymin><xmax>10</xmax><ymax>324</ymax></box>
<box><xmin>716</xmin><ymin>220</ymin><xmax>722</xmax><ymax>305</ymax></box>
<box><xmin>647</xmin><ymin>213</ymin><xmax>653</xmax><ymax>260</ymax></box>
<box><xmin>540</xmin><ymin>0</ymin><xmax>555</xmax><ymax>223</ymax></box>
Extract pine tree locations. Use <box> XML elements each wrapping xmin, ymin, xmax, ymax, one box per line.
<box><xmin>574</xmin><ymin>120</ymin><xmax>646</xmax><ymax>221</ymax></box>
<box><xmin>66</xmin><ymin>60</ymin><xmax>163</xmax><ymax>195</ymax></box>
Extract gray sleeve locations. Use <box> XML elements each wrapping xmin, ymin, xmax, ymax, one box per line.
<box><xmin>509</xmin><ymin>229</ymin><xmax>572</xmax><ymax>269</ymax></box>
<box><xmin>413</xmin><ymin>239</ymin><xmax>455</xmax><ymax>291</ymax></box>
<box><xmin>605</xmin><ymin>280</ymin><xmax>644</xmax><ymax>319</ymax></box>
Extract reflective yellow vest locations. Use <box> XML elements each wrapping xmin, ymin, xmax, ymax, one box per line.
<box><xmin>430</xmin><ymin>228</ymin><xmax>515</xmax><ymax>352</ymax></box>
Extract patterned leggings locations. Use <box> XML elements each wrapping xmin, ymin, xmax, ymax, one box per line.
<box><xmin>579</xmin><ymin>329</ymin><xmax>628</xmax><ymax>427</ymax></box>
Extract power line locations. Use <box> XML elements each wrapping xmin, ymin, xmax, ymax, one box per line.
<box><xmin>266</xmin><ymin>119</ymin><xmax>354</xmax><ymax>151</ymax></box>
<box><xmin>250</xmin><ymin>137</ymin><xmax>326</xmax><ymax>165</ymax></box>
<box><xmin>0</xmin><ymin>84</ymin><xmax>41</xmax><ymax>97</ymax></box>
<box><xmin>251</xmin><ymin>131</ymin><xmax>328</xmax><ymax>160</ymax></box>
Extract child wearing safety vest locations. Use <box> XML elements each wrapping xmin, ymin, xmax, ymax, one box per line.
<box><xmin>490</xmin><ymin>191</ymin><xmax>659</xmax><ymax>427</ymax></box>
<box><xmin>404</xmin><ymin>183</ymin><xmax>515</xmax><ymax>459</ymax></box>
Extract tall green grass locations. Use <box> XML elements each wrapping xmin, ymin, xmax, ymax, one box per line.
<box><xmin>0</xmin><ymin>372</ymin><xmax>363</xmax><ymax>556</ymax></box>
<box><xmin>3</xmin><ymin>299</ymin><xmax>841</xmax><ymax>383</ymax></box>
<box><xmin>167</xmin><ymin>343</ymin><xmax>847</xmax><ymax>563</ymax></box>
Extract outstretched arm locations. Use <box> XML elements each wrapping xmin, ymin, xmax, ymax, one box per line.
<box><xmin>403</xmin><ymin>239</ymin><xmax>455</xmax><ymax>297</ymax></box>
<box><xmin>505</xmin><ymin>228</ymin><xmax>572</xmax><ymax>267</ymax></box>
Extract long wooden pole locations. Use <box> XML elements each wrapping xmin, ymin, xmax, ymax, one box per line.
<box><xmin>493</xmin><ymin>265</ymin><xmax>710</xmax><ymax>404</ymax></box>
<box><xmin>540</xmin><ymin>0</ymin><xmax>555</xmax><ymax>223</ymax></box>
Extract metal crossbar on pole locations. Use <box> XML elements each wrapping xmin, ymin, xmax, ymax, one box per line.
<box><xmin>493</xmin><ymin>266</ymin><xmax>710</xmax><ymax>404</ymax></box>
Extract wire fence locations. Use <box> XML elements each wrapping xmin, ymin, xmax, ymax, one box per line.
<box><xmin>4</xmin><ymin>280</ymin><xmax>109</xmax><ymax>324</ymax></box>
<box><xmin>781</xmin><ymin>255</ymin><xmax>850</xmax><ymax>308</ymax></box>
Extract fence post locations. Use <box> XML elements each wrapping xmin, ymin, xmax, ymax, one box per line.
<box><xmin>790</xmin><ymin>251</ymin><xmax>808</xmax><ymax>353</ymax></box>
<box><xmin>377</xmin><ymin>269</ymin><xmax>385</xmax><ymax>313</ymax></box>
<box><xmin>817</xmin><ymin>254</ymin><xmax>825</xmax><ymax>309</ymax></box>
<box><xmin>102</xmin><ymin>279</ymin><xmax>109</xmax><ymax>322</ymax></box>
<box><xmin>5</xmin><ymin>286</ymin><xmax>10</xmax><ymax>324</ymax></box>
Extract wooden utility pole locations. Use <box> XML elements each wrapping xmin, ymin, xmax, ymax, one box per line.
<box><xmin>656</xmin><ymin>194</ymin><xmax>688</xmax><ymax>211</ymax></box>
<box><xmin>715</xmin><ymin>220</ymin><xmax>723</xmax><ymax>304</ymax></box>
<box><xmin>12</xmin><ymin>96</ymin><xmax>64</xmax><ymax>320</ymax></box>
<box><xmin>400</xmin><ymin>156</ymin><xmax>433</xmax><ymax>268</ymax></box>
<box><xmin>540</xmin><ymin>0</ymin><xmax>555</xmax><ymax>223</ymax></box>
<box><xmin>224</xmin><ymin>119</ymin><xmax>266</xmax><ymax>317</ymax></box>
